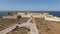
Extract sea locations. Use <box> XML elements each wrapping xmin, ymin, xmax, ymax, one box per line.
<box><xmin>0</xmin><ymin>11</ymin><xmax>60</xmax><ymax>19</ymax></box>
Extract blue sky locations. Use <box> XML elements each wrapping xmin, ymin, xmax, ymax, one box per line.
<box><xmin>0</xmin><ymin>0</ymin><xmax>60</xmax><ymax>11</ymax></box>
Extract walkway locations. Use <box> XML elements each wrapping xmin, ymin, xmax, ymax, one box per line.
<box><xmin>0</xmin><ymin>17</ymin><xmax>39</xmax><ymax>34</ymax></box>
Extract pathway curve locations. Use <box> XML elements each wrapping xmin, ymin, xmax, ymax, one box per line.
<box><xmin>0</xmin><ymin>17</ymin><xmax>39</xmax><ymax>34</ymax></box>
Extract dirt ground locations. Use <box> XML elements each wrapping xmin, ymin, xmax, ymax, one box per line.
<box><xmin>34</xmin><ymin>18</ymin><xmax>60</xmax><ymax>34</ymax></box>
<box><xmin>7</xmin><ymin>27</ymin><xmax>29</xmax><ymax>34</ymax></box>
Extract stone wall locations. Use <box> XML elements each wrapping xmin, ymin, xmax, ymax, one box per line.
<box><xmin>45</xmin><ymin>16</ymin><xmax>60</xmax><ymax>22</ymax></box>
<box><xmin>3</xmin><ymin>16</ymin><xmax>17</xmax><ymax>19</ymax></box>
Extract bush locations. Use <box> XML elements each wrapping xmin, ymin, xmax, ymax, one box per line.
<box><xmin>17</xmin><ymin>15</ymin><xmax>21</xmax><ymax>19</ymax></box>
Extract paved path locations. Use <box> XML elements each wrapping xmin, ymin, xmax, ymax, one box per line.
<box><xmin>18</xmin><ymin>23</ymin><xmax>39</xmax><ymax>34</ymax></box>
<box><xmin>0</xmin><ymin>17</ymin><xmax>39</xmax><ymax>34</ymax></box>
<box><xmin>26</xmin><ymin>17</ymin><xmax>32</xmax><ymax>23</ymax></box>
<box><xmin>0</xmin><ymin>24</ymin><xmax>18</xmax><ymax>34</ymax></box>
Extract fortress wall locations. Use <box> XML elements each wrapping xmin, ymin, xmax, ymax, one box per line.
<box><xmin>32</xmin><ymin>15</ymin><xmax>45</xmax><ymax>18</ymax></box>
<box><xmin>3</xmin><ymin>16</ymin><xmax>17</xmax><ymax>19</ymax></box>
<box><xmin>21</xmin><ymin>14</ymin><xmax>45</xmax><ymax>18</ymax></box>
<box><xmin>18</xmin><ymin>13</ymin><xmax>25</xmax><ymax>15</ymax></box>
<box><xmin>45</xmin><ymin>17</ymin><xmax>60</xmax><ymax>22</ymax></box>
<box><xmin>21</xmin><ymin>15</ymin><xmax>31</xmax><ymax>17</ymax></box>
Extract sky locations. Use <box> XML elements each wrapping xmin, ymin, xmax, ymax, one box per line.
<box><xmin>0</xmin><ymin>0</ymin><xmax>60</xmax><ymax>11</ymax></box>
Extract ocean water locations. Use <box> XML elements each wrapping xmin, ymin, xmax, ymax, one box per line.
<box><xmin>47</xmin><ymin>11</ymin><xmax>60</xmax><ymax>17</ymax></box>
<box><xmin>0</xmin><ymin>11</ymin><xmax>8</xmax><ymax>19</ymax></box>
<box><xmin>0</xmin><ymin>11</ymin><xmax>60</xmax><ymax>19</ymax></box>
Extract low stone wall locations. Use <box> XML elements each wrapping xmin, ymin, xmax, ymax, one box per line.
<box><xmin>21</xmin><ymin>15</ymin><xmax>31</xmax><ymax>17</ymax></box>
<box><xmin>32</xmin><ymin>15</ymin><xmax>45</xmax><ymax>18</ymax></box>
<box><xmin>3</xmin><ymin>16</ymin><xmax>17</xmax><ymax>19</ymax></box>
<box><xmin>45</xmin><ymin>16</ymin><xmax>60</xmax><ymax>22</ymax></box>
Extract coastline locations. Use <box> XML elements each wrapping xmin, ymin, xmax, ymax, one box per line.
<box><xmin>0</xmin><ymin>11</ymin><xmax>60</xmax><ymax>19</ymax></box>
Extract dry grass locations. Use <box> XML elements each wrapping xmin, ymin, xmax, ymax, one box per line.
<box><xmin>0</xmin><ymin>17</ymin><xmax>60</xmax><ymax>34</ymax></box>
<box><xmin>7</xmin><ymin>27</ymin><xmax>29</xmax><ymax>34</ymax></box>
<box><xmin>34</xmin><ymin>18</ymin><xmax>60</xmax><ymax>34</ymax></box>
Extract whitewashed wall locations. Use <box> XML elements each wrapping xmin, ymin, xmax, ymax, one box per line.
<box><xmin>3</xmin><ymin>16</ymin><xmax>17</xmax><ymax>19</ymax></box>
<box><xmin>45</xmin><ymin>16</ymin><xmax>60</xmax><ymax>22</ymax></box>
